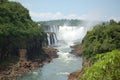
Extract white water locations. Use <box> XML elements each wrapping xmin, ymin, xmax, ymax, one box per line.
<box><xmin>47</xmin><ymin>33</ymin><xmax>51</xmax><ymax>46</ymax></box>
<box><xmin>17</xmin><ymin>25</ymin><xmax>89</xmax><ymax>80</ymax></box>
<box><xmin>58</xmin><ymin>26</ymin><xmax>86</xmax><ymax>45</ymax></box>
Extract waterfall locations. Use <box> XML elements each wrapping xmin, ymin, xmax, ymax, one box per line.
<box><xmin>46</xmin><ymin>33</ymin><xmax>57</xmax><ymax>46</ymax></box>
<box><xmin>43</xmin><ymin>25</ymin><xmax>59</xmax><ymax>33</ymax></box>
<box><xmin>53</xmin><ymin>33</ymin><xmax>57</xmax><ymax>44</ymax></box>
<box><xmin>43</xmin><ymin>25</ymin><xmax>59</xmax><ymax>46</ymax></box>
<box><xmin>43</xmin><ymin>25</ymin><xmax>87</xmax><ymax>46</ymax></box>
<box><xmin>47</xmin><ymin>33</ymin><xmax>51</xmax><ymax>46</ymax></box>
<box><xmin>57</xmin><ymin>26</ymin><xmax>86</xmax><ymax>46</ymax></box>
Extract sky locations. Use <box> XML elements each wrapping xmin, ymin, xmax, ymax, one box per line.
<box><xmin>9</xmin><ymin>0</ymin><xmax>120</xmax><ymax>21</ymax></box>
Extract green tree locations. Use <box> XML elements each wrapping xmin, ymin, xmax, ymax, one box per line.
<box><xmin>81</xmin><ymin>20</ymin><xmax>120</xmax><ymax>59</ymax></box>
<box><xmin>0</xmin><ymin>0</ymin><xmax>46</xmax><ymax>67</ymax></box>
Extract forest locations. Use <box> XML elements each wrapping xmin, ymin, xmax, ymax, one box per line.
<box><xmin>77</xmin><ymin>20</ymin><xmax>120</xmax><ymax>80</ymax></box>
<box><xmin>0</xmin><ymin>0</ymin><xmax>46</xmax><ymax>69</ymax></box>
<box><xmin>81</xmin><ymin>20</ymin><xmax>120</xmax><ymax>59</ymax></box>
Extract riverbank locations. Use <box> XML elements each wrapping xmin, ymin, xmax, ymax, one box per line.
<box><xmin>68</xmin><ymin>45</ymin><xmax>92</xmax><ymax>80</ymax></box>
<box><xmin>70</xmin><ymin>45</ymin><xmax>82</xmax><ymax>57</ymax></box>
<box><xmin>68</xmin><ymin>45</ymin><xmax>82</xmax><ymax>80</ymax></box>
<box><xmin>0</xmin><ymin>47</ymin><xmax>58</xmax><ymax>80</ymax></box>
<box><xmin>68</xmin><ymin>50</ymin><xmax>120</xmax><ymax>80</ymax></box>
<box><xmin>68</xmin><ymin>59</ymin><xmax>91</xmax><ymax>80</ymax></box>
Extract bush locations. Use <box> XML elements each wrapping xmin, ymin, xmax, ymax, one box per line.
<box><xmin>82</xmin><ymin>50</ymin><xmax>120</xmax><ymax>80</ymax></box>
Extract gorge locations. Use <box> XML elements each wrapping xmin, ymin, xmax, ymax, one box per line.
<box><xmin>17</xmin><ymin>24</ymin><xmax>91</xmax><ymax>80</ymax></box>
<box><xmin>1</xmin><ymin>0</ymin><xmax>120</xmax><ymax>80</ymax></box>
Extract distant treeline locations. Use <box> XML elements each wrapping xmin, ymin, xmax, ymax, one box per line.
<box><xmin>38</xmin><ymin>19</ymin><xmax>85</xmax><ymax>26</ymax></box>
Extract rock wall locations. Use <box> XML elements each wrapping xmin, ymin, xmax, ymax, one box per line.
<box><xmin>19</xmin><ymin>49</ymin><xmax>27</xmax><ymax>61</ymax></box>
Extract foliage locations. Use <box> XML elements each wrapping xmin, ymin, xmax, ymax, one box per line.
<box><xmin>81</xmin><ymin>20</ymin><xmax>120</xmax><ymax>59</ymax></box>
<box><xmin>0</xmin><ymin>0</ymin><xmax>8</xmax><ymax>4</ymax></box>
<box><xmin>0</xmin><ymin>0</ymin><xmax>46</xmax><ymax>65</ymax></box>
<box><xmin>82</xmin><ymin>50</ymin><xmax>120</xmax><ymax>80</ymax></box>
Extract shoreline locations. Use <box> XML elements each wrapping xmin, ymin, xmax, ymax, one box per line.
<box><xmin>0</xmin><ymin>47</ymin><xmax>58</xmax><ymax>80</ymax></box>
<box><xmin>70</xmin><ymin>45</ymin><xmax>82</xmax><ymax>57</ymax></box>
<box><xmin>68</xmin><ymin>45</ymin><xmax>83</xmax><ymax>80</ymax></box>
<box><xmin>68</xmin><ymin>45</ymin><xmax>93</xmax><ymax>80</ymax></box>
<box><xmin>68</xmin><ymin>59</ymin><xmax>91</xmax><ymax>80</ymax></box>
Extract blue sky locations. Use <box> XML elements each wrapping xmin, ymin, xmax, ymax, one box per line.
<box><xmin>10</xmin><ymin>0</ymin><xmax>120</xmax><ymax>21</ymax></box>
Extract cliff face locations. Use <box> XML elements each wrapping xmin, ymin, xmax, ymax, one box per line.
<box><xmin>0</xmin><ymin>47</ymin><xmax>58</xmax><ymax>80</ymax></box>
<box><xmin>70</xmin><ymin>45</ymin><xmax>82</xmax><ymax>56</ymax></box>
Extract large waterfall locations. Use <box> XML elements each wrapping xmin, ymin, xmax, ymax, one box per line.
<box><xmin>43</xmin><ymin>25</ymin><xmax>59</xmax><ymax>46</ymax></box>
<box><xmin>44</xmin><ymin>25</ymin><xmax>87</xmax><ymax>46</ymax></box>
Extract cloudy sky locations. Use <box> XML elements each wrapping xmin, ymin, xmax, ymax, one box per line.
<box><xmin>10</xmin><ymin>0</ymin><xmax>120</xmax><ymax>21</ymax></box>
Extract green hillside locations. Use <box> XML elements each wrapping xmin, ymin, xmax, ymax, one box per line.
<box><xmin>0</xmin><ymin>0</ymin><xmax>46</xmax><ymax>68</ymax></box>
<box><xmin>76</xmin><ymin>20</ymin><xmax>120</xmax><ymax>80</ymax></box>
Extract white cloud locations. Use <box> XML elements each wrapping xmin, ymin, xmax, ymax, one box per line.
<box><xmin>30</xmin><ymin>11</ymin><xmax>120</xmax><ymax>21</ymax></box>
<box><xmin>30</xmin><ymin>11</ymin><xmax>81</xmax><ymax>21</ymax></box>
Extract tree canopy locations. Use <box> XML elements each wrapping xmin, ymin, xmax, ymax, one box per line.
<box><xmin>81</xmin><ymin>20</ymin><xmax>120</xmax><ymax>59</ymax></box>
<box><xmin>0</xmin><ymin>0</ymin><xmax>46</xmax><ymax>65</ymax></box>
<box><xmin>78</xmin><ymin>20</ymin><xmax>120</xmax><ymax>80</ymax></box>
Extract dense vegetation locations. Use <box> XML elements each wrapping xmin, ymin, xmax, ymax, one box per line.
<box><xmin>38</xmin><ymin>19</ymin><xmax>84</xmax><ymax>26</ymax></box>
<box><xmin>81</xmin><ymin>20</ymin><xmax>120</xmax><ymax>59</ymax></box>
<box><xmin>77</xmin><ymin>20</ymin><xmax>120</xmax><ymax>80</ymax></box>
<box><xmin>0</xmin><ymin>0</ymin><xmax>46</xmax><ymax>68</ymax></box>
<box><xmin>82</xmin><ymin>50</ymin><xmax>120</xmax><ymax>80</ymax></box>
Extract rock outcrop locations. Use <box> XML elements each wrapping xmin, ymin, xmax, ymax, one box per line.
<box><xmin>43</xmin><ymin>47</ymin><xmax>58</xmax><ymax>59</ymax></box>
<box><xmin>70</xmin><ymin>45</ymin><xmax>82</xmax><ymax>56</ymax></box>
<box><xmin>0</xmin><ymin>47</ymin><xmax>58</xmax><ymax>80</ymax></box>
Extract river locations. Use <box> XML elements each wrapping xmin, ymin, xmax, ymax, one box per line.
<box><xmin>17</xmin><ymin>25</ymin><xmax>86</xmax><ymax>80</ymax></box>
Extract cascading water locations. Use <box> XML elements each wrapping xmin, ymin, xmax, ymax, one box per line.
<box><xmin>44</xmin><ymin>25</ymin><xmax>59</xmax><ymax>46</ymax></box>
<box><xmin>46</xmin><ymin>33</ymin><xmax>57</xmax><ymax>46</ymax></box>
<box><xmin>47</xmin><ymin>33</ymin><xmax>51</xmax><ymax>46</ymax></box>
<box><xmin>58</xmin><ymin>26</ymin><xmax>86</xmax><ymax>45</ymax></box>
<box><xmin>17</xmin><ymin>25</ymin><xmax>88</xmax><ymax>80</ymax></box>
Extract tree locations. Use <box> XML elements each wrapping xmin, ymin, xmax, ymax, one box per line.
<box><xmin>0</xmin><ymin>0</ymin><xmax>46</xmax><ymax>66</ymax></box>
<box><xmin>81</xmin><ymin>20</ymin><xmax>120</xmax><ymax>59</ymax></box>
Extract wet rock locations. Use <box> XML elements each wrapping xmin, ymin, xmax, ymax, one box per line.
<box><xmin>43</xmin><ymin>47</ymin><xmax>58</xmax><ymax>58</ymax></box>
<box><xmin>70</xmin><ymin>45</ymin><xmax>82</xmax><ymax>56</ymax></box>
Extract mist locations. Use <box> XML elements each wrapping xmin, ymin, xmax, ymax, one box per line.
<box><xmin>57</xmin><ymin>21</ymin><xmax>100</xmax><ymax>46</ymax></box>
